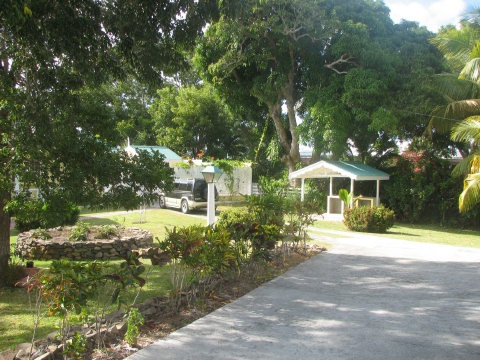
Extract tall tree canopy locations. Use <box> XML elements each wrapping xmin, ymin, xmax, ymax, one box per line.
<box><xmin>299</xmin><ymin>7</ymin><xmax>445</xmax><ymax>162</ymax></box>
<box><xmin>149</xmin><ymin>84</ymin><xmax>248</xmax><ymax>159</ymax></box>
<box><xmin>195</xmin><ymin>0</ymin><xmax>445</xmax><ymax>170</ymax></box>
<box><xmin>0</xmin><ymin>0</ymin><xmax>215</xmax><ymax>285</ymax></box>
<box><xmin>195</xmin><ymin>0</ymin><xmax>341</xmax><ymax>173</ymax></box>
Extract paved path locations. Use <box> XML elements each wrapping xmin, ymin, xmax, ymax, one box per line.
<box><xmin>126</xmin><ymin>230</ymin><xmax>480</xmax><ymax>360</ymax></box>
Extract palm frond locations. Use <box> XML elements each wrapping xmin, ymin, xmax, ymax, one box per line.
<box><xmin>431</xmin><ymin>32</ymin><xmax>471</xmax><ymax>63</ymax></box>
<box><xmin>459</xmin><ymin>172</ymin><xmax>480</xmax><ymax>213</ymax></box>
<box><xmin>459</xmin><ymin>57</ymin><xmax>480</xmax><ymax>83</ymax></box>
<box><xmin>451</xmin><ymin>118</ymin><xmax>480</xmax><ymax>143</ymax></box>
<box><xmin>452</xmin><ymin>152</ymin><xmax>480</xmax><ymax>177</ymax></box>
<box><xmin>427</xmin><ymin>100</ymin><xmax>480</xmax><ymax>134</ymax></box>
<box><xmin>431</xmin><ymin>28</ymin><xmax>479</xmax><ymax>71</ymax></box>
<box><xmin>470</xmin><ymin>40</ymin><xmax>480</xmax><ymax>61</ymax></box>
<box><xmin>429</xmin><ymin>74</ymin><xmax>480</xmax><ymax>100</ymax></box>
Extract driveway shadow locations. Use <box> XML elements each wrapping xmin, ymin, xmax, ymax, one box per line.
<box><xmin>128</xmin><ymin>250</ymin><xmax>480</xmax><ymax>360</ymax></box>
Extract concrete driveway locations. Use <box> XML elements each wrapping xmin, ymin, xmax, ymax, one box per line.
<box><xmin>126</xmin><ymin>230</ymin><xmax>480</xmax><ymax>360</ymax></box>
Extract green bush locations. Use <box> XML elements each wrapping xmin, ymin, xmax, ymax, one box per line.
<box><xmin>216</xmin><ymin>207</ymin><xmax>281</xmax><ymax>261</ymax></box>
<box><xmin>159</xmin><ymin>225</ymin><xmax>237</xmax><ymax>278</ymax></box>
<box><xmin>343</xmin><ymin>205</ymin><xmax>396</xmax><ymax>233</ymax></box>
<box><xmin>7</xmin><ymin>194</ymin><xmax>80</xmax><ymax>232</ymax></box>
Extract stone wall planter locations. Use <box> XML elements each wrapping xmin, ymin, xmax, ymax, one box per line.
<box><xmin>16</xmin><ymin>226</ymin><xmax>153</xmax><ymax>261</ymax></box>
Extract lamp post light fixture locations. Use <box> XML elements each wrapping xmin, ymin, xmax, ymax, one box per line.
<box><xmin>201</xmin><ymin>165</ymin><xmax>223</xmax><ymax>226</ymax></box>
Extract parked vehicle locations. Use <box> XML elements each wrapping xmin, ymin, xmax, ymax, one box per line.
<box><xmin>159</xmin><ymin>178</ymin><xmax>219</xmax><ymax>214</ymax></box>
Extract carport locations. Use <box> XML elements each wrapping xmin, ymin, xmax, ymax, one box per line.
<box><xmin>289</xmin><ymin>160</ymin><xmax>390</xmax><ymax>215</ymax></box>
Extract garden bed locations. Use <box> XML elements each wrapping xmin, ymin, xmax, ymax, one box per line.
<box><xmin>16</xmin><ymin>225</ymin><xmax>153</xmax><ymax>261</ymax></box>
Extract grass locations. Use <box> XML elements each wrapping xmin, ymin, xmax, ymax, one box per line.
<box><xmin>2</xmin><ymin>208</ymin><xmax>479</xmax><ymax>351</ymax></box>
<box><xmin>1</xmin><ymin>208</ymin><xmax>205</xmax><ymax>352</ymax></box>
<box><xmin>312</xmin><ymin>220</ymin><xmax>480</xmax><ymax>248</ymax></box>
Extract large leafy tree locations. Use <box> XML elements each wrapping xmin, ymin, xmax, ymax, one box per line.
<box><xmin>195</xmin><ymin>0</ymin><xmax>341</xmax><ymax>173</ymax></box>
<box><xmin>150</xmin><ymin>84</ymin><xmax>247</xmax><ymax>159</ymax></box>
<box><xmin>107</xmin><ymin>78</ymin><xmax>158</xmax><ymax>146</ymax></box>
<box><xmin>0</xmin><ymin>0</ymin><xmax>215</xmax><ymax>285</ymax></box>
<box><xmin>300</xmin><ymin>9</ymin><xmax>445</xmax><ymax>162</ymax></box>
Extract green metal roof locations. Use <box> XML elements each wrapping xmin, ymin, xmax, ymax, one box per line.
<box><xmin>290</xmin><ymin>160</ymin><xmax>390</xmax><ymax>181</ymax></box>
<box><xmin>130</xmin><ymin>146</ymin><xmax>182</xmax><ymax>160</ymax></box>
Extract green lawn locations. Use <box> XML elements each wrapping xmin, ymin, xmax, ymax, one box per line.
<box><xmin>2</xmin><ymin>209</ymin><xmax>479</xmax><ymax>351</ymax></box>
<box><xmin>1</xmin><ymin>208</ymin><xmax>205</xmax><ymax>351</ymax></box>
<box><xmin>311</xmin><ymin>220</ymin><xmax>480</xmax><ymax>248</ymax></box>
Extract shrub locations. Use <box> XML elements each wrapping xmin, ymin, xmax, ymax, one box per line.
<box><xmin>383</xmin><ymin>150</ymin><xmax>462</xmax><ymax>225</ymax></box>
<box><xmin>158</xmin><ymin>225</ymin><xmax>237</xmax><ymax>306</ymax></box>
<box><xmin>216</xmin><ymin>207</ymin><xmax>281</xmax><ymax>262</ymax></box>
<box><xmin>7</xmin><ymin>193</ymin><xmax>80</xmax><ymax>232</ymax></box>
<box><xmin>343</xmin><ymin>205</ymin><xmax>396</xmax><ymax>233</ymax></box>
<box><xmin>69</xmin><ymin>222</ymin><xmax>90</xmax><ymax>241</ymax></box>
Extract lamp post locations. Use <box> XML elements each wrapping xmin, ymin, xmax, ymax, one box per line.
<box><xmin>201</xmin><ymin>165</ymin><xmax>223</xmax><ymax>226</ymax></box>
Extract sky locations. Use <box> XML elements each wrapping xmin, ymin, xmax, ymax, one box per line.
<box><xmin>384</xmin><ymin>0</ymin><xmax>478</xmax><ymax>32</ymax></box>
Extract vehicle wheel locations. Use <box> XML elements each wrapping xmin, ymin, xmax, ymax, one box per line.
<box><xmin>159</xmin><ymin>195</ymin><xmax>166</xmax><ymax>209</ymax></box>
<box><xmin>181</xmin><ymin>199</ymin><xmax>189</xmax><ymax>214</ymax></box>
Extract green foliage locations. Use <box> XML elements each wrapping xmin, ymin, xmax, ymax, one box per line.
<box><xmin>6</xmin><ymin>194</ymin><xmax>80</xmax><ymax>232</ymax></box>
<box><xmin>5</xmin><ymin>244</ymin><xmax>27</xmax><ymax>287</ymax></box>
<box><xmin>1</xmin><ymin>0</ymin><xmax>206</xmax><ymax>285</ymax></box>
<box><xmin>69</xmin><ymin>222</ymin><xmax>90</xmax><ymax>242</ymax></box>
<box><xmin>103</xmin><ymin>253</ymin><xmax>147</xmax><ymax>309</ymax></box>
<box><xmin>30</xmin><ymin>257</ymin><xmax>147</xmax><ymax>352</ymax></box>
<box><xmin>64</xmin><ymin>333</ymin><xmax>87</xmax><ymax>360</ymax></box>
<box><xmin>300</xmin><ymin>5</ymin><xmax>446</xmax><ymax>161</ymax></box>
<box><xmin>95</xmin><ymin>225</ymin><xmax>122</xmax><ymax>239</ymax></box>
<box><xmin>158</xmin><ymin>225</ymin><xmax>237</xmax><ymax>306</ymax></box>
<box><xmin>196</xmin><ymin>0</ymin><xmax>346</xmax><ymax>171</ymax></box>
<box><xmin>338</xmin><ymin>189</ymin><xmax>353</xmax><ymax>209</ymax></box>
<box><xmin>37</xmin><ymin>260</ymin><xmax>105</xmax><ymax>317</ymax></box>
<box><xmin>31</xmin><ymin>229</ymin><xmax>51</xmax><ymax>240</ymax></box>
<box><xmin>283</xmin><ymin>194</ymin><xmax>317</xmax><ymax>242</ymax></box>
<box><xmin>302</xmin><ymin>180</ymin><xmax>327</xmax><ymax>215</ymax></box>
<box><xmin>343</xmin><ymin>205</ymin><xmax>396</xmax><ymax>233</ymax></box>
<box><xmin>149</xmin><ymin>84</ymin><xmax>247</xmax><ymax>160</ymax></box>
<box><xmin>125</xmin><ymin>308</ymin><xmax>145</xmax><ymax>346</ymax></box>
<box><xmin>382</xmin><ymin>151</ymin><xmax>476</xmax><ymax>226</ymax></box>
<box><xmin>159</xmin><ymin>225</ymin><xmax>237</xmax><ymax>278</ymax></box>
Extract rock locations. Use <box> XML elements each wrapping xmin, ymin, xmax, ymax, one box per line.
<box><xmin>46</xmin><ymin>331</ymin><xmax>60</xmax><ymax>342</ymax></box>
<box><xmin>32</xmin><ymin>352</ymin><xmax>52</xmax><ymax>360</ymax></box>
<box><xmin>0</xmin><ymin>349</ymin><xmax>16</xmax><ymax>360</ymax></box>
<box><xmin>104</xmin><ymin>309</ymin><xmax>124</xmax><ymax>323</ymax></box>
<box><xmin>142</xmin><ymin>307</ymin><xmax>158</xmax><ymax>317</ymax></box>
<box><xmin>109</xmin><ymin>321</ymin><xmax>128</xmax><ymax>334</ymax></box>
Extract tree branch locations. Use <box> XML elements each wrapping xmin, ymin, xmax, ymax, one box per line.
<box><xmin>324</xmin><ymin>54</ymin><xmax>358</xmax><ymax>75</ymax></box>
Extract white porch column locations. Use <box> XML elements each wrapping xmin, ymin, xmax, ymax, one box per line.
<box><xmin>376</xmin><ymin>180</ymin><xmax>380</xmax><ymax>206</ymax></box>
<box><xmin>329</xmin><ymin>177</ymin><xmax>333</xmax><ymax>196</ymax></box>
<box><xmin>301</xmin><ymin>178</ymin><xmax>305</xmax><ymax>201</ymax></box>
<box><xmin>350</xmin><ymin>178</ymin><xmax>355</xmax><ymax>208</ymax></box>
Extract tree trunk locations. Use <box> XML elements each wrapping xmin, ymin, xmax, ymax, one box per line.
<box><xmin>0</xmin><ymin>188</ymin><xmax>11</xmax><ymax>287</ymax></box>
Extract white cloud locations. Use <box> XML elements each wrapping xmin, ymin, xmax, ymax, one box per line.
<box><xmin>385</xmin><ymin>0</ymin><xmax>467</xmax><ymax>32</ymax></box>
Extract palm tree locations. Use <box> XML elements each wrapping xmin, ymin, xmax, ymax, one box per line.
<box><xmin>428</xmin><ymin>19</ymin><xmax>480</xmax><ymax>137</ymax></box>
<box><xmin>451</xmin><ymin>118</ymin><xmax>480</xmax><ymax>212</ymax></box>
<box><xmin>428</xmin><ymin>10</ymin><xmax>480</xmax><ymax>212</ymax></box>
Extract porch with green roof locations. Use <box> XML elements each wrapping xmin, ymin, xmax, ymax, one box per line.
<box><xmin>289</xmin><ymin>160</ymin><xmax>390</xmax><ymax>215</ymax></box>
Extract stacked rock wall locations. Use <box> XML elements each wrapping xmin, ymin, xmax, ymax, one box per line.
<box><xmin>16</xmin><ymin>226</ymin><xmax>153</xmax><ymax>261</ymax></box>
